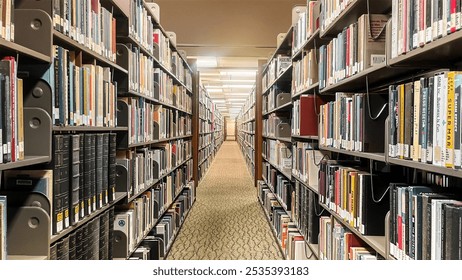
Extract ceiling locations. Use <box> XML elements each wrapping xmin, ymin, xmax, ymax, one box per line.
<box><xmin>151</xmin><ymin>0</ymin><xmax>301</xmax><ymax>118</ymax></box>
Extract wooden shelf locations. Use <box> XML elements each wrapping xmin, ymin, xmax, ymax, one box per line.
<box><xmin>0</xmin><ymin>38</ymin><xmax>51</xmax><ymax>63</ymax></box>
<box><xmin>388</xmin><ymin>158</ymin><xmax>462</xmax><ymax>179</ymax></box>
<box><xmin>319</xmin><ymin>62</ymin><xmax>413</xmax><ymax>94</ymax></box>
<box><xmin>263</xmin><ymin>101</ymin><xmax>292</xmax><ymax>116</ymax></box>
<box><xmin>263</xmin><ymin>65</ymin><xmax>293</xmax><ymax>94</ymax></box>
<box><xmin>53</xmin><ymin>126</ymin><xmax>128</xmax><ymax>132</ymax></box>
<box><xmin>292</xmin><ymin>82</ymin><xmax>320</xmax><ymax>99</ymax></box>
<box><xmin>126</xmin><ymin>134</ymin><xmax>193</xmax><ymax>149</ymax></box>
<box><xmin>389</xmin><ymin>30</ymin><xmax>462</xmax><ymax>67</ymax></box>
<box><xmin>0</xmin><ymin>156</ymin><xmax>51</xmax><ymax>171</ymax></box>
<box><xmin>319</xmin><ymin>0</ymin><xmax>391</xmax><ymax>38</ymax></box>
<box><xmin>50</xmin><ymin>192</ymin><xmax>127</xmax><ymax>244</ymax></box>
<box><xmin>54</xmin><ymin>31</ymin><xmax>127</xmax><ymax>73</ymax></box>
<box><xmin>320</xmin><ymin>203</ymin><xmax>387</xmax><ymax>258</ymax></box>
<box><xmin>291</xmin><ymin>135</ymin><xmax>319</xmax><ymax>141</ymax></box>
<box><xmin>263</xmin><ymin>135</ymin><xmax>292</xmax><ymax>143</ymax></box>
<box><xmin>319</xmin><ymin>145</ymin><xmax>386</xmax><ymax>162</ymax></box>
<box><xmin>262</xmin><ymin>155</ymin><xmax>292</xmax><ymax>180</ymax></box>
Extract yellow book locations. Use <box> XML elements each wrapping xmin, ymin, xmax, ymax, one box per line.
<box><xmin>349</xmin><ymin>171</ymin><xmax>357</xmax><ymax>227</ymax></box>
<box><xmin>446</xmin><ymin>71</ymin><xmax>455</xmax><ymax>168</ymax></box>
<box><xmin>17</xmin><ymin>78</ymin><xmax>24</xmax><ymax>160</ymax></box>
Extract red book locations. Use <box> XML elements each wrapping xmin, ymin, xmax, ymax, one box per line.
<box><xmin>298</xmin><ymin>94</ymin><xmax>324</xmax><ymax>136</ymax></box>
<box><xmin>344</xmin><ymin>232</ymin><xmax>363</xmax><ymax>259</ymax></box>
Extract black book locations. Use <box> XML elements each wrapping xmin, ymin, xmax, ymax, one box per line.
<box><xmin>49</xmin><ymin>243</ymin><xmax>57</xmax><ymax>260</ymax></box>
<box><xmin>50</xmin><ymin>135</ymin><xmax>66</xmax><ymax>234</ymax></box>
<box><xmin>108</xmin><ymin>207</ymin><xmax>114</xmax><ymax>260</ymax></box>
<box><xmin>95</xmin><ymin>133</ymin><xmax>104</xmax><ymax>209</ymax></box>
<box><xmin>56</xmin><ymin>236</ymin><xmax>69</xmax><ymax>260</ymax></box>
<box><xmin>70</xmin><ymin>134</ymin><xmax>80</xmax><ymax>226</ymax></box>
<box><xmin>83</xmin><ymin>134</ymin><xmax>92</xmax><ymax>216</ymax></box>
<box><xmin>108</xmin><ymin>133</ymin><xmax>117</xmax><ymax>202</ymax></box>
<box><xmin>102</xmin><ymin>133</ymin><xmax>109</xmax><ymax>205</ymax></box>
<box><xmin>69</xmin><ymin>232</ymin><xmax>77</xmax><ymax>260</ymax></box>
<box><xmin>99</xmin><ymin>210</ymin><xmax>109</xmax><ymax>260</ymax></box>
<box><xmin>91</xmin><ymin>134</ymin><xmax>96</xmax><ymax>212</ymax></box>
<box><xmin>92</xmin><ymin>217</ymin><xmax>100</xmax><ymax>260</ymax></box>
<box><xmin>75</xmin><ymin>227</ymin><xmax>83</xmax><ymax>260</ymax></box>
<box><xmin>81</xmin><ymin>223</ymin><xmax>90</xmax><ymax>260</ymax></box>
<box><xmin>79</xmin><ymin>134</ymin><xmax>85</xmax><ymax>219</ymax></box>
<box><xmin>0</xmin><ymin>60</ymin><xmax>11</xmax><ymax>163</ymax></box>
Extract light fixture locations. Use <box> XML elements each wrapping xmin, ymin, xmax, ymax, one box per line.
<box><xmin>206</xmin><ymin>88</ymin><xmax>223</xmax><ymax>93</ymax></box>
<box><xmin>220</xmin><ymin>70</ymin><xmax>257</xmax><ymax>76</ymax></box>
<box><xmin>222</xmin><ymin>84</ymin><xmax>254</xmax><ymax>89</ymax></box>
<box><xmin>196</xmin><ymin>57</ymin><xmax>217</xmax><ymax>67</ymax></box>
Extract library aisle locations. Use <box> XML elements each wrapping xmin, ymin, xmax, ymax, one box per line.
<box><xmin>167</xmin><ymin>141</ymin><xmax>283</xmax><ymax>260</ymax></box>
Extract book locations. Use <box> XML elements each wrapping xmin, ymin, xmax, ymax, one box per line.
<box><xmin>0</xmin><ymin>196</ymin><xmax>5</xmax><ymax>260</ymax></box>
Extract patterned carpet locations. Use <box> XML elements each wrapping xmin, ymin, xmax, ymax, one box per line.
<box><xmin>167</xmin><ymin>141</ymin><xmax>283</xmax><ymax>260</ymax></box>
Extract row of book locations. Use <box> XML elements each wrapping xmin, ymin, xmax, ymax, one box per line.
<box><xmin>388</xmin><ymin>71</ymin><xmax>462</xmax><ymax>168</ymax></box>
<box><xmin>319</xmin><ymin>216</ymin><xmax>381</xmax><ymax>260</ymax></box>
<box><xmin>263</xmin><ymin>85</ymin><xmax>290</xmax><ymax>114</ymax></box>
<box><xmin>200</xmin><ymin>119</ymin><xmax>213</xmax><ymax>134</ymax></box>
<box><xmin>241</xmin><ymin>121</ymin><xmax>254</xmax><ymax>133</ymax></box>
<box><xmin>263</xmin><ymin>139</ymin><xmax>292</xmax><ymax>174</ymax></box>
<box><xmin>199</xmin><ymin>134</ymin><xmax>212</xmax><ymax>149</ymax></box>
<box><xmin>292</xmin><ymin>94</ymin><xmax>322</xmax><ymax>137</ymax></box>
<box><xmin>2</xmin><ymin>133</ymin><xmax>117</xmax><ymax>235</ymax></box>
<box><xmin>53</xmin><ymin>45</ymin><xmax>118</xmax><ymax>127</ymax></box>
<box><xmin>318</xmin><ymin>160</ymin><xmax>389</xmax><ymax>235</ymax></box>
<box><xmin>128</xmin><ymin>0</ymin><xmax>157</xmax><ymax>57</ymax></box>
<box><xmin>262</xmin><ymin>114</ymin><xmax>290</xmax><ymax>138</ymax></box>
<box><xmin>199</xmin><ymin>144</ymin><xmax>214</xmax><ymax>165</ymax></box>
<box><xmin>319</xmin><ymin>0</ymin><xmax>355</xmax><ymax>34</ymax></box>
<box><xmin>127</xmin><ymin>185</ymin><xmax>195</xmax><ymax>260</ymax></box>
<box><xmin>293</xmin><ymin>180</ymin><xmax>323</xmax><ymax>245</ymax></box>
<box><xmin>262</xmin><ymin>55</ymin><xmax>292</xmax><ymax>92</ymax></box>
<box><xmin>53</xmin><ymin>0</ymin><xmax>117</xmax><ymax>62</ymax></box>
<box><xmin>116</xmin><ymin>140</ymin><xmax>192</xmax><ymax>199</ymax></box>
<box><xmin>0</xmin><ymin>0</ymin><xmax>14</xmax><ymax>42</ymax></box>
<box><xmin>50</xmin><ymin>208</ymin><xmax>114</xmax><ymax>260</ymax></box>
<box><xmin>258</xmin><ymin>181</ymin><xmax>312</xmax><ymax>260</ymax></box>
<box><xmin>319</xmin><ymin>92</ymin><xmax>387</xmax><ymax>152</ymax></box>
<box><xmin>0</xmin><ymin>56</ymin><xmax>24</xmax><ymax>163</ymax></box>
<box><xmin>198</xmin><ymin>156</ymin><xmax>213</xmax><ymax>182</ymax></box>
<box><xmin>292</xmin><ymin>49</ymin><xmax>318</xmax><ymax>95</ymax></box>
<box><xmin>119</xmin><ymin>98</ymin><xmax>192</xmax><ymax>145</ymax></box>
<box><xmin>292</xmin><ymin>142</ymin><xmax>328</xmax><ymax>188</ymax></box>
<box><xmin>262</xmin><ymin>164</ymin><xmax>293</xmax><ymax>212</ymax></box>
<box><xmin>292</xmin><ymin>1</ymin><xmax>321</xmax><ymax>55</ymax></box>
<box><xmin>112</xmin><ymin>181</ymin><xmax>193</xmax><ymax>259</ymax></box>
<box><xmin>318</xmin><ymin>14</ymin><xmax>388</xmax><ymax>90</ymax></box>
<box><xmin>390</xmin><ymin>0</ymin><xmax>462</xmax><ymax>59</ymax></box>
<box><xmin>0</xmin><ymin>196</ymin><xmax>5</xmax><ymax>260</ymax></box>
<box><xmin>389</xmin><ymin>183</ymin><xmax>462</xmax><ymax>260</ymax></box>
<box><xmin>199</xmin><ymin>101</ymin><xmax>213</xmax><ymax>121</ymax></box>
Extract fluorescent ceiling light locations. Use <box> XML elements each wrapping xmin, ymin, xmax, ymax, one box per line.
<box><xmin>222</xmin><ymin>84</ymin><xmax>254</xmax><ymax>89</ymax></box>
<box><xmin>220</xmin><ymin>70</ymin><xmax>256</xmax><ymax>76</ymax></box>
<box><xmin>197</xmin><ymin>57</ymin><xmax>217</xmax><ymax>67</ymax></box>
<box><xmin>227</xmin><ymin>98</ymin><xmax>247</xmax><ymax>101</ymax></box>
<box><xmin>213</xmin><ymin>99</ymin><xmax>226</xmax><ymax>103</ymax></box>
<box><xmin>206</xmin><ymin>88</ymin><xmax>222</xmax><ymax>93</ymax></box>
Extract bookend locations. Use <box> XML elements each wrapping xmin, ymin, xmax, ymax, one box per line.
<box><xmin>275</xmin><ymin>123</ymin><xmax>291</xmax><ymax>138</ymax></box>
<box><xmin>145</xmin><ymin>2</ymin><xmax>161</xmax><ymax>24</ymax></box>
<box><xmin>167</xmin><ymin>32</ymin><xmax>177</xmax><ymax>49</ymax></box>
<box><xmin>116</xmin><ymin>100</ymin><xmax>130</xmax><ymax>149</ymax></box>
<box><xmin>24</xmin><ymin>108</ymin><xmax>52</xmax><ymax>158</ymax></box>
<box><xmin>276</xmin><ymin>92</ymin><xmax>291</xmax><ymax>107</ymax></box>
<box><xmin>115</xmin><ymin>44</ymin><xmax>131</xmax><ymax>94</ymax></box>
<box><xmin>292</xmin><ymin>5</ymin><xmax>307</xmax><ymax>26</ymax></box>
<box><xmin>153</xmin><ymin>80</ymin><xmax>160</xmax><ymax>100</ymax></box>
<box><xmin>14</xmin><ymin>9</ymin><xmax>53</xmax><ymax>59</ymax></box>
<box><xmin>112</xmin><ymin>225</ymin><xmax>129</xmax><ymax>259</ymax></box>
<box><xmin>152</xmin><ymin>41</ymin><xmax>160</xmax><ymax>61</ymax></box>
<box><xmin>7</xmin><ymin>192</ymin><xmax>51</xmax><ymax>259</ymax></box>
<box><xmin>115</xmin><ymin>164</ymin><xmax>130</xmax><ymax>199</ymax></box>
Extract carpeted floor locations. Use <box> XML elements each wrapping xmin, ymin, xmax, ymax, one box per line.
<box><xmin>166</xmin><ymin>141</ymin><xmax>283</xmax><ymax>260</ymax></box>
